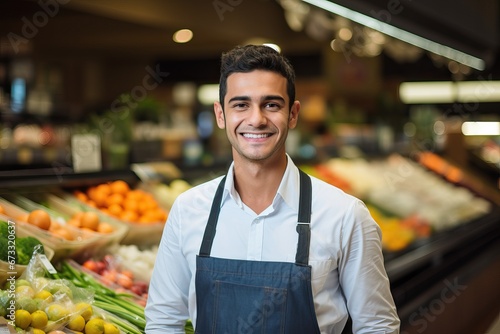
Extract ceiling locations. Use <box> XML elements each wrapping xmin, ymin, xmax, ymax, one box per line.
<box><xmin>0</xmin><ymin>0</ymin><xmax>498</xmax><ymax>68</ymax></box>
<box><xmin>0</xmin><ymin>0</ymin><xmax>324</xmax><ymax>60</ymax></box>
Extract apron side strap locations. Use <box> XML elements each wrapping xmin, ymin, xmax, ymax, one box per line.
<box><xmin>296</xmin><ymin>170</ymin><xmax>312</xmax><ymax>266</ymax></box>
<box><xmin>199</xmin><ymin>176</ymin><xmax>226</xmax><ymax>257</ymax></box>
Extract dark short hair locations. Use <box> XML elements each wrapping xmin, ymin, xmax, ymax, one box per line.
<box><xmin>219</xmin><ymin>45</ymin><xmax>296</xmax><ymax>110</ymax></box>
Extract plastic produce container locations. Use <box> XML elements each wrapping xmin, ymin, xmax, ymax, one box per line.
<box><xmin>59</xmin><ymin>187</ymin><xmax>166</xmax><ymax>247</ymax></box>
<box><xmin>11</xmin><ymin>193</ymin><xmax>129</xmax><ymax>251</ymax></box>
<box><xmin>0</xmin><ymin>197</ymin><xmax>101</xmax><ymax>263</ymax></box>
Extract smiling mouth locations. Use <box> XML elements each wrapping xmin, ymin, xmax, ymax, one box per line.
<box><xmin>242</xmin><ymin>133</ymin><xmax>271</xmax><ymax>139</ymax></box>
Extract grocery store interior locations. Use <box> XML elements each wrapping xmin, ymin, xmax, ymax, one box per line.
<box><xmin>0</xmin><ymin>0</ymin><xmax>499</xmax><ymax>333</ymax></box>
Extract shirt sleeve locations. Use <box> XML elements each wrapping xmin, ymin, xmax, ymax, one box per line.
<box><xmin>145</xmin><ymin>200</ymin><xmax>191</xmax><ymax>333</ymax></box>
<box><xmin>338</xmin><ymin>200</ymin><xmax>401</xmax><ymax>334</ymax></box>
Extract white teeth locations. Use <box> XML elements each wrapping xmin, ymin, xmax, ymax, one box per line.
<box><xmin>243</xmin><ymin>133</ymin><xmax>269</xmax><ymax>138</ymax></box>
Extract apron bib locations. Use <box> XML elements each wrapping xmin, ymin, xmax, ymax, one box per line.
<box><xmin>195</xmin><ymin>170</ymin><xmax>321</xmax><ymax>334</ymax></box>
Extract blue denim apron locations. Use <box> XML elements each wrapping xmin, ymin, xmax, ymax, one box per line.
<box><xmin>195</xmin><ymin>170</ymin><xmax>321</xmax><ymax>334</ymax></box>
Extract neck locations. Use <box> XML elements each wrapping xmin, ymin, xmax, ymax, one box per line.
<box><xmin>232</xmin><ymin>155</ymin><xmax>288</xmax><ymax>214</ymax></box>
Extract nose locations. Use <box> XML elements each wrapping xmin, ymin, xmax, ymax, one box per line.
<box><xmin>247</xmin><ymin>106</ymin><xmax>267</xmax><ymax>127</ymax></box>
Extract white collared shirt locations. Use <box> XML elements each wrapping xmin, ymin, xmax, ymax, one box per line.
<box><xmin>145</xmin><ymin>155</ymin><xmax>400</xmax><ymax>333</ymax></box>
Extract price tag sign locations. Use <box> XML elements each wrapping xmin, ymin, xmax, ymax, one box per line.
<box><xmin>131</xmin><ymin>162</ymin><xmax>182</xmax><ymax>183</ymax></box>
<box><xmin>38</xmin><ymin>254</ymin><xmax>57</xmax><ymax>274</ymax></box>
<box><xmin>71</xmin><ymin>134</ymin><xmax>102</xmax><ymax>173</ymax></box>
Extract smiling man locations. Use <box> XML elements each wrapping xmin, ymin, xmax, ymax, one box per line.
<box><xmin>145</xmin><ymin>44</ymin><xmax>400</xmax><ymax>333</ymax></box>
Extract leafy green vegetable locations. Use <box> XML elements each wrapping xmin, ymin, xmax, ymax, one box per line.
<box><xmin>15</xmin><ymin>236</ymin><xmax>45</xmax><ymax>265</ymax></box>
<box><xmin>0</xmin><ymin>220</ymin><xmax>8</xmax><ymax>236</ymax></box>
<box><xmin>0</xmin><ymin>237</ymin><xmax>11</xmax><ymax>262</ymax></box>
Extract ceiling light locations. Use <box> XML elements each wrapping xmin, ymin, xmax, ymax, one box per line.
<box><xmin>330</xmin><ymin>39</ymin><xmax>341</xmax><ymax>52</ymax></box>
<box><xmin>173</xmin><ymin>29</ymin><xmax>193</xmax><ymax>43</ymax></box>
<box><xmin>338</xmin><ymin>27</ymin><xmax>352</xmax><ymax>41</ymax></box>
<box><xmin>399</xmin><ymin>82</ymin><xmax>454</xmax><ymax>104</ymax></box>
<box><xmin>301</xmin><ymin>0</ymin><xmax>485</xmax><ymax>70</ymax></box>
<box><xmin>197</xmin><ymin>84</ymin><xmax>220</xmax><ymax>105</ymax></box>
<box><xmin>457</xmin><ymin>81</ymin><xmax>500</xmax><ymax>103</ymax></box>
<box><xmin>462</xmin><ymin>122</ymin><xmax>500</xmax><ymax>136</ymax></box>
<box><xmin>399</xmin><ymin>81</ymin><xmax>500</xmax><ymax>104</ymax></box>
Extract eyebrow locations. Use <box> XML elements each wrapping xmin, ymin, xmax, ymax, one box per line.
<box><xmin>228</xmin><ymin>95</ymin><xmax>286</xmax><ymax>103</ymax></box>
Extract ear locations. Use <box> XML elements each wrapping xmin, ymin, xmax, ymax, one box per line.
<box><xmin>288</xmin><ymin>100</ymin><xmax>300</xmax><ymax>129</ymax></box>
<box><xmin>214</xmin><ymin>101</ymin><xmax>226</xmax><ymax>129</ymax></box>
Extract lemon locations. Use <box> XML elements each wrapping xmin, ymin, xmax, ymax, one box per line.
<box><xmin>15</xmin><ymin>279</ymin><xmax>31</xmax><ymax>287</ymax></box>
<box><xmin>31</xmin><ymin>328</ymin><xmax>46</xmax><ymax>334</ymax></box>
<box><xmin>74</xmin><ymin>302</ymin><xmax>93</xmax><ymax>321</ymax></box>
<box><xmin>103</xmin><ymin>322</ymin><xmax>120</xmax><ymax>334</ymax></box>
<box><xmin>34</xmin><ymin>290</ymin><xmax>54</xmax><ymax>303</ymax></box>
<box><xmin>67</xmin><ymin>314</ymin><xmax>85</xmax><ymax>331</ymax></box>
<box><xmin>15</xmin><ymin>309</ymin><xmax>32</xmax><ymax>330</ymax></box>
<box><xmin>85</xmin><ymin>318</ymin><xmax>105</xmax><ymax>334</ymax></box>
<box><xmin>16</xmin><ymin>297</ymin><xmax>37</xmax><ymax>313</ymax></box>
<box><xmin>48</xmin><ymin>284</ymin><xmax>73</xmax><ymax>299</ymax></box>
<box><xmin>15</xmin><ymin>285</ymin><xmax>35</xmax><ymax>299</ymax></box>
<box><xmin>31</xmin><ymin>310</ymin><xmax>49</xmax><ymax>329</ymax></box>
<box><xmin>45</xmin><ymin>303</ymin><xmax>69</xmax><ymax>322</ymax></box>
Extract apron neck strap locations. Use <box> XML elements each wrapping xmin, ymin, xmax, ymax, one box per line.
<box><xmin>199</xmin><ymin>170</ymin><xmax>313</xmax><ymax>267</ymax></box>
<box><xmin>296</xmin><ymin>169</ymin><xmax>312</xmax><ymax>266</ymax></box>
<box><xmin>199</xmin><ymin>175</ymin><xmax>226</xmax><ymax>257</ymax></box>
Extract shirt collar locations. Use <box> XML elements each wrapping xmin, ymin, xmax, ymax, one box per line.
<box><xmin>223</xmin><ymin>154</ymin><xmax>301</xmax><ymax>212</ymax></box>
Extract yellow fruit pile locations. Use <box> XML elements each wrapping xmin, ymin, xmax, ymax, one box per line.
<box><xmin>74</xmin><ymin>180</ymin><xmax>167</xmax><ymax>224</ymax></box>
<box><xmin>367</xmin><ymin>205</ymin><xmax>416</xmax><ymax>252</ymax></box>
<box><xmin>6</xmin><ymin>278</ymin><xmax>118</xmax><ymax>334</ymax></box>
<box><xmin>14</xmin><ymin>303</ymin><xmax>119</xmax><ymax>334</ymax></box>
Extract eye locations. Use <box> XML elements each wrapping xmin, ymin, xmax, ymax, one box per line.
<box><xmin>231</xmin><ymin>102</ymin><xmax>249</xmax><ymax>110</ymax></box>
<box><xmin>264</xmin><ymin>102</ymin><xmax>283</xmax><ymax>111</ymax></box>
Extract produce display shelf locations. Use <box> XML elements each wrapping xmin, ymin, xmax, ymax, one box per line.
<box><xmin>2</xmin><ymin>166</ymin><xmax>499</xmax><ymax>318</ymax></box>
<box><xmin>386</xmin><ymin>206</ymin><xmax>500</xmax><ymax>310</ymax></box>
<box><xmin>385</xmin><ymin>206</ymin><xmax>500</xmax><ymax>281</ymax></box>
<box><xmin>0</xmin><ymin>168</ymin><xmax>139</xmax><ymax>189</ymax></box>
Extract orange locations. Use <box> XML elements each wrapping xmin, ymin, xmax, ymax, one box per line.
<box><xmin>96</xmin><ymin>183</ymin><xmax>112</xmax><ymax>196</ymax></box>
<box><xmin>123</xmin><ymin>198</ymin><xmax>139</xmax><ymax>213</ymax></box>
<box><xmin>80</xmin><ymin>212</ymin><xmax>100</xmax><ymax>231</ymax></box>
<box><xmin>138</xmin><ymin>199</ymin><xmax>157</xmax><ymax>214</ymax></box>
<box><xmin>106</xmin><ymin>193</ymin><xmax>124</xmax><ymax>207</ymax></box>
<box><xmin>52</xmin><ymin>227</ymin><xmax>74</xmax><ymax>240</ymax></box>
<box><xmin>27</xmin><ymin>209</ymin><xmax>51</xmax><ymax>230</ymax></box>
<box><xmin>120</xmin><ymin>210</ymin><xmax>138</xmax><ymax>222</ymax></box>
<box><xmin>87</xmin><ymin>186</ymin><xmax>97</xmax><ymax>201</ymax></box>
<box><xmin>49</xmin><ymin>220</ymin><xmax>62</xmax><ymax>231</ymax></box>
<box><xmin>108</xmin><ymin>204</ymin><xmax>123</xmax><ymax>217</ymax></box>
<box><xmin>74</xmin><ymin>190</ymin><xmax>88</xmax><ymax>202</ymax></box>
<box><xmin>97</xmin><ymin>222</ymin><xmax>114</xmax><ymax>233</ymax></box>
<box><xmin>67</xmin><ymin>218</ymin><xmax>82</xmax><ymax>228</ymax></box>
<box><xmin>17</xmin><ymin>213</ymin><xmax>29</xmax><ymax>222</ymax></box>
<box><xmin>110</xmin><ymin>180</ymin><xmax>130</xmax><ymax>195</ymax></box>
<box><xmin>89</xmin><ymin>189</ymin><xmax>108</xmax><ymax>207</ymax></box>
<box><xmin>0</xmin><ymin>204</ymin><xmax>4</xmax><ymax>214</ymax></box>
<box><xmin>72</xmin><ymin>212</ymin><xmax>84</xmax><ymax>222</ymax></box>
<box><xmin>125</xmin><ymin>190</ymin><xmax>142</xmax><ymax>201</ymax></box>
<box><xmin>138</xmin><ymin>212</ymin><xmax>158</xmax><ymax>223</ymax></box>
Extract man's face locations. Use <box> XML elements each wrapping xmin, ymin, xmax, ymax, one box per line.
<box><xmin>214</xmin><ymin>70</ymin><xmax>299</xmax><ymax>164</ymax></box>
